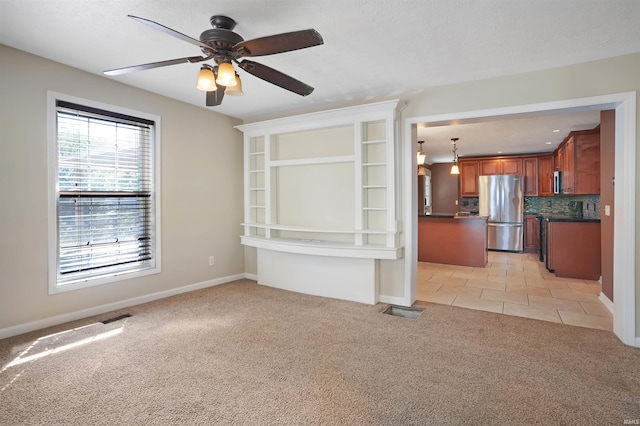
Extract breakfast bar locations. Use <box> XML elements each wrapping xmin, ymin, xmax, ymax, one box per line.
<box><xmin>418</xmin><ymin>214</ymin><xmax>488</xmax><ymax>267</ymax></box>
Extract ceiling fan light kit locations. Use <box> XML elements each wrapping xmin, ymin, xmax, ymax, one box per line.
<box><xmin>196</xmin><ymin>65</ymin><xmax>216</xmax><ymax>91</ymax></box>
<box><xmin>225</xmin><ymin>74</ymin><xmax>243</xmax><ymax>96</ymax></box>
<box><xmin>104</xmin><ymin>14</ymin><xmax>324</xmax><ymax>107</ymax></box>
<box><xmin>216</xmin><ymin>62</ymin><xmax>237</xmax><ymax>87</ymax></box>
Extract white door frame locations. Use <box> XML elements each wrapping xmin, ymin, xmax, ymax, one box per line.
<box><xmin>403</xmin><ymin>92</ymin><xmax>637</xmax><ymax>347</ymax></box>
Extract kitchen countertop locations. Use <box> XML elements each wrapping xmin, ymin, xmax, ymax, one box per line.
<box><xmin>533</xmin><ymin>214</ymin><xmax>601</xmax><ymax>223</ymax></box>
<box><xmin>419</xmin><ymin>213</ymin><xmax>488</xmax><ymax>220</ymax></box>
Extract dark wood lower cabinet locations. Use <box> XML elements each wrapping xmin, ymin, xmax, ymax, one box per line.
<box><xmin>547</xmin><ymin>221</ymin><xmax>601</xmax><ymax>280</ymax></box>
<box><xmin>523</xmin><ymin>215</ymin><xmax>539</xmax><ymax>253</ymax></box>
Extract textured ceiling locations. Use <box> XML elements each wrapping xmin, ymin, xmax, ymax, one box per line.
<box><xmin>1</xmin><ymin>1</ymin><xmax>639</xmax><ymax>157</ymax></box>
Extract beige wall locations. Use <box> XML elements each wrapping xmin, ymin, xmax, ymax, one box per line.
<box><xmin>430</xmin><ymin>163</ymin><xmax>459</xmax><ymax>214</ymax></box>
<box><xmin>2</xmin><ymin>44</ymin><xmax>639</xmax><ymax>339</ymax></box>
<box><xmin>0</xmin><ymin>45</ymin><xmax>244</xmax><ymax>331</ymax></box>
<box><xmin>401</xmin><ymin>52</ymin><xmax>640</xmax><ymax>337</ymax></box>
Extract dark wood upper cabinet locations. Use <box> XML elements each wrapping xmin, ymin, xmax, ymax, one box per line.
<box><xmin>523</xmin><ymin>157</ymin><xmax>538</xmax><ymax>196</ymax></box>
<box><xmin>574</xmin><ymin>132</ymin><xmax>601</xmax><ymax>194</ymax></box>
<box><xmin>555</xmin><ymin>129</ymin><xmax>600</xmax><ymax>195</ymax></box>
<box><xmin>501</xmin><ymin>158</ymin><xmax>523</xmax><ymax>175</ymax></box>
<box><xmin>479</xmin><ymin>158</ymin><xmax>522</xmax><ymax>176</ymax></box>
<box><xmin>479</xmin><ymin>159</ymin><xmax>501</xmax><ymax>176</ymax></box>
<box><xmin>537</xmin><ymin>154</ymin><xmax>554</xmax><ymax>196</ymax></box>
<box><xmin>459</xmin><ymin>161</ymin><xmax>480</xmax><ymax>196</ymax></box>
<box><xmin>456</xmin><ymin>129</ymin><xmax>599</xmax><ymax>199</ymax></box>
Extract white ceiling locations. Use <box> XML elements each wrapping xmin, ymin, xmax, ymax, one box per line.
<box><xmin>1</xmin><ymin>0</ymin><xmax>639</xmax><ymax>155</ymax></box>
<box><xmin>418</xmin><ymin>109</ymin><xmax>602</xmax><ymax>164</ymax></box>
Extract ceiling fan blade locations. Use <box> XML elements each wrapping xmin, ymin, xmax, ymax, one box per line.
<box><xmin>206</xmin><ymin>85</ymin><xmax>226</xmax><ymax>106</ymax></box>
<box><xmin>234</xmin><ymin>29</ymin><xmax>323</xmax><ymax>57</ymax></box>
<box><xmin>238</xmin><ymin>60</ymin><xmax>314</xmax><ymax>96</ymax></box>
<box><xmin>104</xmin><ymin>56</ymin><xmax>207</xmax><ymax>76</ymax></box>
<box><xmin>128</xmin><ymin>15</ymin><xmax>213</xmax><ymax>51</ymax></box>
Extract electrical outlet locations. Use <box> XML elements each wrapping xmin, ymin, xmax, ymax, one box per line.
<box><xmin>605</xmin><ymin>205</ymin><xmax>611</xmax><ymax>216</ymax></box>
<box><xmin>209</xmin><ymin>256</ymin><xmax>215</xmax><ymax>266</ymax></box>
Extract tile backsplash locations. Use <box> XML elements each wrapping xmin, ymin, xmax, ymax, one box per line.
<box><xmin>460</xmin><ymin>195</ymin><xmax>601</xmax><ymax>219</ymax></box>
<box><xmin>525</xmin><ymin>195</ymin><xmax>600</xmax><ymax>219</ymax></box>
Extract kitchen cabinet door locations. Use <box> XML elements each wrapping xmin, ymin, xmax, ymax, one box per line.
<box><xmin>562</xmin><ymin>137</ymin><xmax>575</xmax><ymax>193</ymax></box>
<box><xmin>537</xmin><ymin>154</ymin><xmax>554</xmax><ymax>196</ymax></box>
<box><xmin>479</xmin><ymin>160</ymin><xmax>500</xmax><ymax>176</ymax></box>
<box><xmin>459</xmin><ymin>161</ymin><xmax>479</xmax><ymax>196</ymax></box>
<box><xmin>501</xmin><ymin>158</ymin><xmax>523</xmax><ymax>175</ymax></box>
<box><xmin>523</xmin><ymin>215</ymin><xmax>539</xmax><ymax>253</ymax></box>
<box><xmin>547</xmin><ymin>221</ymin><xmax>601</xmax><ymax>280</ymax></box>
<box><xmin>523</xmin><ymin>158</ymin><xmax>538</xmax><ymax>195</ymax></box>
<box><xmin>574</xmin><ymin>133</ymin><xmax>600</xmax><ymax>194</ymax></box>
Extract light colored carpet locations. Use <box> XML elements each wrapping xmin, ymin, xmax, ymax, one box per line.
<box><xmin>1</xmin><ymin>279</ymin><xmax>639</xmax><ymax>425</ymax></box>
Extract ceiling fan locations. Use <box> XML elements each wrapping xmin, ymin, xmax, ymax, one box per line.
<box><xmin>104</xmin><ymin>14</ymin><xmax>324</xmax><ymax>106</ymax></box>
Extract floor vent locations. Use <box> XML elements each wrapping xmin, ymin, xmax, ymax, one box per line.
<box><xmin>101</xmin><ymin>313</ymin><xmax>132</xmax><ymax>324</ymax></box>
<box><xmin>382</xmin><ymin>305</ymin><xmax>423</xmax><ymax>319</ymax></box>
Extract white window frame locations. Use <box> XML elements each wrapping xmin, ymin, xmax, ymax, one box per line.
<box><xmin>47</xmin><ymin>92</ymin><xmax>162</xmax><ymax>294</ymax></box>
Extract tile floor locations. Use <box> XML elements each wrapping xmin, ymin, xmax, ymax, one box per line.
<box><xmin>417</xmin><ymin>251</ymin><xmax>613</xmax><ymax>331</ymax></box>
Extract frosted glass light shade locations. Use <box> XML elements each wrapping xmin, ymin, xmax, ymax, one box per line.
<box><xmin>226</xmin><ymin>74</ymin><xmax>243</xmax><ymax>96</ymax></box>
<box><xmin>416</xmin><ymin>152</ymin><xmax>426</xmax><ymax>166</ymax></box>
<box><xmin>450</xmin><ymin>164</ymin><xmax>460</xmax><ymax>175</ymax></box>
<box><xmin>196</xmin><ymin>67</ymin><xmax>216</xmax><ymax>91</ymax></box>
<box><xmin>216</xmin><ymin>62</ymin><xmax>237</xmax><ymax>86</ymax></box>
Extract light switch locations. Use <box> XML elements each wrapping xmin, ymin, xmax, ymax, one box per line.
<box><xmin>605</xmin><ymin>205</ymin><xmax>611</xmax><ymax>216</ymax></box>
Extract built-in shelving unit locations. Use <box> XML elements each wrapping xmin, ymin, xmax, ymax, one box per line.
<box><xmin>237</xmin><ymin>100</ymin><xmax>402</xmax><ymax>260</ymax></box>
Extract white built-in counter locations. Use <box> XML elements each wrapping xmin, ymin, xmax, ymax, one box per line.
<box><xmin>236</xmin><ymin>100</ymin><xmax>403</xmax><ymax>304</ymax></box>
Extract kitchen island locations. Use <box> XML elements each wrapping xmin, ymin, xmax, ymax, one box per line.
<box><xmin>418</xmin><ymin>214</ymin><xmax>488</xmax><ymax>267</ymax></box>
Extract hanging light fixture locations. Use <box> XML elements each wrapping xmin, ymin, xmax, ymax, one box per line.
<box><xmin>225</xmin><ymin>73</ymin><xmax>244</xmax><ymax>96</ymax></box>
<box><xmin>450</xmin><ymin>138</ymin><xmax>460</xmax><ymax>175</ymax></box>
<box><xmin>216</xmin><ymin>62</ymin><xmax>237</xmax><ymax>87</ymax></box>
<box><xmin>196</xmin><ymin>65</ymin><xmax>217</xmax><ymax>91</ymax></box>
<box><xmin>416</xmin><ymin>141</ymin><xmax>426</xmax><ymax>166</ymax></box>
<box><xmin>417</xmin><ymin>140</ymin><xmax>427</xmax><ymax>175</ymax></box>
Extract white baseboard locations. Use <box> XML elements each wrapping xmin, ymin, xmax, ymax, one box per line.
<box><xmin>243</xmin><ymin>273</ymin><xmax>258</xmax><ymax>281</ymax></box>
<box><xmin>0</xmin><ymin>273</ymin><xmax>246</xmax><ymax>340</ymax></box>
<box><xmin>598</xmin><ymin>292</ymin><xmax>614</xmax><ymax>314</ymax></box>
<box><xmin>378</xmin><ymin>295</ymin><xmax>410</xmax><ymax>307</ymax></box>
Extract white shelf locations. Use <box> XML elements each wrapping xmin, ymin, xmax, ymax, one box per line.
<box><xmin>241</xmin><ymin>235</ymin><xmax>403</xmax><ymax>260</ymax></box>
<box><xmin>362</xmin><ymin>162</ymin><xmax>386</xmax><ymax>167</ymax></box>
<box><xmin>249</xmin><ymin>169</ymin><xmax>265</xmax><ymax>173</ymax></box>
<box><xmin>241</xmin><ymin>223</ymin><xmax>393</xmax><ymax>235</ymax></box>
<box><xmin>249</xmin><ymin>151</ymin><xmax>265</xmax><ymax>156</ymax></box>
<box><xmin>362</xmin><ymin>139</ymin><xmax>386</xmax><ymax>145</ymax></box>
<box><xmin>363</xmin><ymin>185</ymin><xmax>387</xmax><ymax>189</ymax></box>
<box><xmin>270</xmin><ymin>155</ymin><xmax>355</xmax><ymax>167</ymax></box>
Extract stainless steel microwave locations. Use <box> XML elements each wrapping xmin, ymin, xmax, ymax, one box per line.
<box><xmin>553</xmin><ymin>171</ymin><xmax>562</xmax><ymax>194</ymax></box>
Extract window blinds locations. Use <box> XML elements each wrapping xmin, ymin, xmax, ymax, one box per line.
<box><xmin>56</xmin><ymin>100</ymin><xmax>155</xmax><ymax>284</ymax></box>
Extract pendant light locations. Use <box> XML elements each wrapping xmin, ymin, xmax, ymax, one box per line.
<box><xmin>417</xmin><ymin>140</ymin><xmax>427</xmax><ymax>176</ymax></box>
<box><xmin>450</xmin><ymin>138</ymin><xmax>460</xmax><ymax>175</ymax></box>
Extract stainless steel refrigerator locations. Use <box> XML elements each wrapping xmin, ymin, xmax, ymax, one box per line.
<box><xmin>479</xmin><ymin>175</ymin><xmax>524</xmax><ymax>252</ymax></box>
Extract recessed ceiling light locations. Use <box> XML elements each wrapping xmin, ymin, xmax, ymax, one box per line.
<box><xmin>545</xmin><ymin>141</ymin><xmax>552</xmax><ymax>145</ymax></box>
<box><xmin>552</xmin><ymin>129</ymin><xmax>560</xmax><ymax>133</ymax></box>
<box><xmin>497</xmin><ymin>151</ymin><xmax>503</xmax><ymax>154</ymax></box>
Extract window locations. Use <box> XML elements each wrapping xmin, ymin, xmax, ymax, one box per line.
<box><xmin>48</xmin><ymin>93</ymin><xmax>161</xmax><ymax>293</ymax></box>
